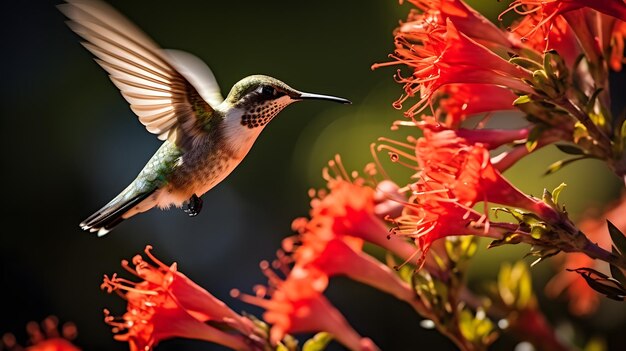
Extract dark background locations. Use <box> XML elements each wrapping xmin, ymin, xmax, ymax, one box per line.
<box><xmin>1</xmin><ymin>0</ymin><xmax>625</xmax><ymax>350</ymax></box>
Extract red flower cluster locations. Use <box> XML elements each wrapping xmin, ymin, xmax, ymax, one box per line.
<box><xmin>371</xmin><ymin>0</ymin><xmax>626</xmax><ymax>263</ymax></box>
<box><xmin>378</xmin><ymin>117</ymin><xmax>564</xmax><ymax>263</ymax></box>
<box><xmin>102</xmin><ymin>246</ymin><xmax>257</xmax><ymax>351</ymax></box>
<box><xmin>432</xmin><ymin>84</ymin><xmax>518</xmax><ymax>128</ymax></box>
<box><xmin>375</xmin><ymin>0</ymin><xmax>625</xmax><ymax>145</ymax></box>
<box><xmin>96</xmin><ymin>1</ymin><xmax>626</xmax><ymax>350</ymax></box>
<box><xmin>236</xmin><ymin>157</ymin><xmax>428</xmax><ymax>350</ymax></box>
<box><xmin>234</xmin><ymin>264</ymin><xmax>378</xmax><ymax>351</ymax></box>
<box><xmin>372</xmin><ymin>0</ymin><xmax>532</xmax><ymax>117</ymax></box>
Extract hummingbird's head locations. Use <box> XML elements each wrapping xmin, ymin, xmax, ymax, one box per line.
<box><xmin>221</xmin><ymin>75</ymin><xmax>350</xmax><ymax>130</ymax></box>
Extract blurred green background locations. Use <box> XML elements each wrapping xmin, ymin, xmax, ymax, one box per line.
<box><xmin>1</xmin><ymin>0</ymin><xmax>625</xmax><ymax>350</ymax></box>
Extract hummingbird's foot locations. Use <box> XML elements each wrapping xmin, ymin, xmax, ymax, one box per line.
<box><xmin>183</xmin><ymin>194</ymin><xmax>203</xmax><ymax>217</ymax></box>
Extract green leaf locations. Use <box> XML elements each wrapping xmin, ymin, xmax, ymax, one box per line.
<box><xmin>545</xmin><ymin>159</ymin><xmax>565</xmax><ymax>175</ymax></box>
<box><xmin>474</xmin><ymin>308</ymin><xmax>495</xmax><ymax>339</ymax></box>
<box><xmin>583</xmin><ymin>337</ymin><xmax>607</xmax><ymax>351</ymax></box>
<box><xmin>445</xmin><ymin>236</ymin><xmax>478</xmax><ymax>263</ymax></box>
<box><xmin>488</xmin><ymin>233</ymin><xmax>524</xmax><ymax>249</ymax></box>
<box><xmin>458</xmin><ymin>309</ymin><xmax>476</xmax><ymax>341</ymax></box>
<box><xmin>462</xmin><ymin>237</ymin><xmax>478</xmax><ymax>258</ymax></box>
<box><xmin>610</xmin><ymin>262</ymin><xmax>626</xmax><ymax>286</ymax></box>
<box><xmin>497</xmin><ymin>261</ymin><xmax>533</xmax><ymax>309</ymax></box>
<box><xmin>506</xmin><ymin>208</ymin><xmax>526</xmax><ymax>222</ymax></box>
<box><xmin>398</xmin><ymin>264</ymin><xmax>415</xmax><ymax>284</ymax></box>
<box><xmin>589</xmin><ymin>112</ymin><xmax>607</xmax><ymax>129</ymax></box>
<box><xmin>573</xmin><ymin>121</ymin><xmax>589</xmax><ymax>143</ymax></box>
<box><xmin>551</xmin><ymin>183</ymin><xmax>567</xmax><ymax>205</ymax></box>
<box><xmin>544</xmin><ymin>52</ymin><xmax>555</xmax><ymax>77</ymax></box>
<box><xmin>303</xmin><ymin>332</ymin><xmax>333</xmax><ymax>351</ymax></box>
<box><xmin>544</xmin><ymin>157</ymin><xmax>587</xmax><ymax>175</ymax></box>
<box><xmin>510</xmin><ymin>56</ymin><xmax>543</xmax><ymax>71</ymax></box>
<box><xmin>514</xmin><ymin>262</ymin><xmax>533</xmax><ymax>309</ymax></box>
<box><xmin>498</xmin><ymin>263</ymin><xmax>514</xmax><ymax>305</ymax></box>
<box><xmin>526</xmin><ymin>138</ymin><xmax>539</xmax><ymax>152</ymax></box>
<box><xmin>526</xmin><ymin>125</ymin><xmax>547</xmax><ymax>152</ymax></box>
<box><xmin>555</xmin><ymin>144</ymin><xmax>585</xmax><ymax>155</ymax></box>
<box><xmin>530</xmin><ymin>225</ymin><xmax>545</xmax><ymax>239</ymax></box>
<box><xmin>570</xmin><ymin>267</ymin><xmax>609</xmax><ymax>279</ymax></box>
<box><xmin>582</xmin><ymin>277</ymin><xmax>625</xmax><ymax>301</ymax></box>
<box><xmin>458</xmin><ymin>307</ymin><xmax>496</xmax><ymax>345</ymax></box>
<box><xmin>513</xmin><ymin>95</ymin><xmax>532</xmax><ymax>105</ymax></box>
<box><xmin>532</xmin><ymin>69</ymin><xmax>558</xmax><ymax>97</ymax></box>
<box><xmin>532</xmin><ymin>69</ymin><xmax>549</xmax><ymax>82</ymax></box>
<box><xmin>568</xmin><ymin>267</ymin><xmax>626</xmax><ymax>301</ymax></box>
<box><xmin>276</xmin><ymin>342</ymin><xmax>290</xmax><ymax>351</ymax></box>
<box><xmin>431</xmin><ymin>244</ymin><xmax>447</xmax><ymax>269</ymax></box>
<box><xmin>607</xmin><ymin>220</ymin><xmax>626</xmax><ymax>255</ymax></box>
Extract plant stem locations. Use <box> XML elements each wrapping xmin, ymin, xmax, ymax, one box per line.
<box><xmin>491</xmin><ymin>130</ymin><xmax>566</xmax><ymax>173</ymax></box>
<box><xmin>579</xmin><ymin>236</ymin><xmax>626</xmax><ymax>270</ymax></box>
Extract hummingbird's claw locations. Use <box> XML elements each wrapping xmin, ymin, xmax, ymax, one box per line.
<box><xmin>183</xmin><ymin>194</ymin><xmax>203</xmax><ymax>217</ymax></box>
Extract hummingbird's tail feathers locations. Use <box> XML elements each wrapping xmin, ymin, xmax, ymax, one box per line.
<box><xmin>80</xmin><ymin>189</ymin><xmax>156</xmax><ymax>236</ymax></box>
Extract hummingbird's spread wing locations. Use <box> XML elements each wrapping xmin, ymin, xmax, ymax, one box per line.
<box><xmin>59</xmin><ymin>0</ymin><xmax>219</xmax><ymax>143</ymax></box>
<box><xmin>164</xmin><ymin>49</ymin><xmax>224</xmax><ymax>108</ymax></box>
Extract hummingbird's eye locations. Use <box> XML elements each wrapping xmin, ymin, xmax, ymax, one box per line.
<box><xmin>260</xmin><ymin>85</ymin><xmax>276</xmax><ymax>97</ymax></box>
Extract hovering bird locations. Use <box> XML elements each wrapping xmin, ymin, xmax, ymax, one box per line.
<box><xmin>59</xmin><ymin>0</ymin><xmax>351</xmax><ymax>236</ymax></box>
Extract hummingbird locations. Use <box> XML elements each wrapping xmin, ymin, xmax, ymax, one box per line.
<box><xmin>59</xmin><ymin>0</ymin><xmax>350</xmax><ymax>236</ymax></box>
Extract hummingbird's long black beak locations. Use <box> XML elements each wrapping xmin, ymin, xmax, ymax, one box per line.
<box><xmin>297</xmin><ymin>92</ymin><xmax>351</xmax><ymax>104</ymax></box>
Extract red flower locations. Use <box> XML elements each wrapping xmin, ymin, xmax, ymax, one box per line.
<box><xmin>503</xmin><ymin>1</ymin><xmax>626</xmax><ymax>68</ymax></box>
<box><xmin>502</xmin><ymin>0</ymin><xmax>626</xmax><ymax>25</ymax></box>
<box><xmin>373</xmin><ymin>120</ymin><xmax>560</xmax><ymax>263</ymax></box>
<box><xmin>401</xmin><ymin>0</ymin><xmax>518</xmax><ymax>48</ymax></box>
<box><xmin>261</xmin><ymin>157</ymin><xmax>426</xmax><ymax>313</ymax></box>
<box><xmin>102</xmin><ymin>246</ymin><xmax>255</xmax><ymax>351</ymax></box>
<box><xmin>290</xmin><ymin>156</ymin><xmax>418</xmax><ymax>262</ymax></box>
<box><xmin>285</xmin><ymin>229</ymin><xmax>423</xmax><ymax>311</ymax></box>
<box><xmin>234</xmin><ymin>265</ymin><xmax>379</xmax><ymax>351</ymax></box>
<box><xmin>392</xmin><ymin>183</ymin><xmax>495</xmax><ymax>266</ymax></box>
<box><xmin>509</xmin><ymin>13</ymin><xmax>580</xmax><ymax>66</ymax></box>
<box><xmin>414</xmin><ymin>121</ymin><xmax>557</xmax><ymax>220</ymax></box>
<box><xmin>433</xmin><ymin>84</ymin><xmax>518</xmax><ymax>128</ymax></box>
<box><xmin>373</xmin><ymin>19</ymin><xmax>532</xmax><ymax>117</ymax></box>
<box><xmin>376</xmin><ymin>118</ymin><xmax>575</xmax><ymax>265</ymax></box>
<box><xmin>25</xmin><ymin>339</ymin><xmax>80</xmax><ymax>351</ymax></box>
<box><xmin>104</xmin><ymin>303</ymin><xmax>249</xmax><ymax>351</ymax></box>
